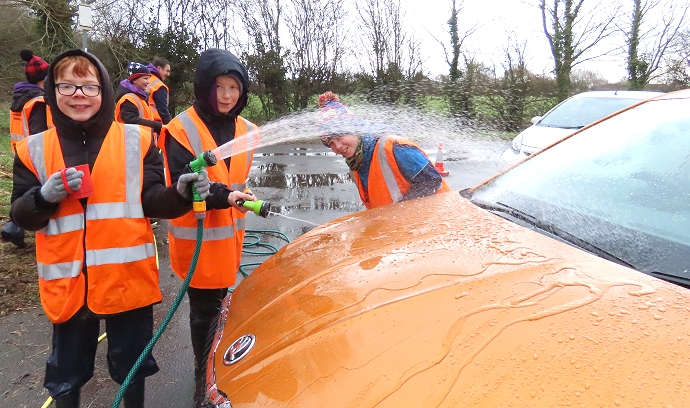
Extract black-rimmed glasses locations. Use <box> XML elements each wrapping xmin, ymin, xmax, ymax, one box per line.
<box><xmin>55</xmin><ymin>83</ymin><xmax>102</xmax><ymax>97</ymax></box>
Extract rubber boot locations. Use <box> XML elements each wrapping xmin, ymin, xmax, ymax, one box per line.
<box><xmin>193</xmin><ymin>365</ymin><xmax>214</xmax><ymax>408</ymax></box>
<box><xmin>123</xmin><ymin>378</ymin><xmax>146</xmax><ymax>408</ymax></box>
<box><xmin>54</xmin><ymin>390</ymin><xmax>80</xmax><ymax>408</ymax></box>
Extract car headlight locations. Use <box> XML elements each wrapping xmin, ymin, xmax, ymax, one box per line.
<box><xmin>511</xmin><ymin>133</ymin><xmax>524</xmax><ymax>152</ymax></box>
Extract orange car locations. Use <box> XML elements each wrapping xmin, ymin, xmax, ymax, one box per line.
<box><xmin>207</xmin><ymin>90</ymin><xmax>690</xmax><ymax>407</ymax></box>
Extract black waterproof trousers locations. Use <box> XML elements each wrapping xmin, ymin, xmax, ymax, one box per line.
<box><xmin>45</xmin><ymin>305</ymin><xmax>159</xmax><ymax>407</ymax></box>
<box><xmin>187</xmin><ymin>287</ymin><xmax>228</xmax><ymax>407</ymax></box>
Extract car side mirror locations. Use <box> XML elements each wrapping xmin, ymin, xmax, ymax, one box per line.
<box><xmin>530</xmin><ymin>116</ymin><xmax>542</xmax><ymax>124</ymax></box>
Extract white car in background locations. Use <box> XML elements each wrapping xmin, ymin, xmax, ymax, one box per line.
<box><xmin>501</xmin><ymin>90</ymin><xmax>663</xmax><ymax>163</ymax></box>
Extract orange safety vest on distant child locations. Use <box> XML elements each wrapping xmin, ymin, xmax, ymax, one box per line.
<box><xmin>353</xmin><ymin>135</ymin><xmax>451</xmax><ymax>209</ymax></box>
<box><xmin>160</xmin><ymin>107</ymin><xmax>256</xmax><ymax>289</ymax></box>
<box><xmin>146</xmin><ymin>79</ymin><xmax>169</xmax><ymax>123</ymax></box>
<box><xmin>9</xmin><ymin>96</ymin><xmax>54</xmax><ymax>149</ymax></box>
<box><xmin>115</xmin><ymin>93</ymin><xmax>155</xmax><ymax>122</ymax></box>
<box><xmin>14</xmin><ymin>123</ymin><xmax>160</xmax><ymax>323</ymax></box>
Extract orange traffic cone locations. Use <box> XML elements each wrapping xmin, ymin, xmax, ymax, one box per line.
<box><xmin>435</xmin><ymin>142</ymin><xmax>449</xmax><ymax>176</ymax></box>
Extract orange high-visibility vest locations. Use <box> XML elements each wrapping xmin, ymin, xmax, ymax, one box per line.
<box><xmin>14</xmin><ymin>123</ymin><xmax>160</xmax><ymax>323</ymax></box>
<box><xmin>146</xmin><ymin>79</ymin><xmax>169</xmax><ymax>123</ymax></box>
<box><xmin>353</xmin><ymin>135</ymin><xmax>451</xmax><ymax>209</ymax></box>
<box><xmin>160</xmin><ymin>107</ymin><xmax>256</xmax><ymax>289</ymax></box>
<box><xmin>115</xmin><ymin>93</ymin><xmax>155</xmax><ymax>122</ymax></box>
<box><xmin>9</xmin><ymin>96</ymin><xmax>54</xmax><ymax>149</ymax></box>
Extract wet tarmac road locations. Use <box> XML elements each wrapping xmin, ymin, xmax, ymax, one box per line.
<box><xmin>0</xmin><ymin>139</ymin><xmax>509</xmax><ymax>408</ymax></box>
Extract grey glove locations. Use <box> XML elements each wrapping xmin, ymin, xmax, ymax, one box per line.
<box><xmin>177</xmin><ymin>169</ymin><xmax>211</xmax><ymax>200</ymax></box>
<box><xmin>40</xmin><ymin>168</ymin><xmax>84</xmax><ymax>203</ymax></box>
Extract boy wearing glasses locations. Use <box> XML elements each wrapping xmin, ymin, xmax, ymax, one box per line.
<box><xmin>9</xmin><ymin>49</ymin><xmax>210</xmax><ymax>408</ymax></box>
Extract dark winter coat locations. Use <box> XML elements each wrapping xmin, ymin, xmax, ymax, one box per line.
<box><xmin>164</xmin><ymin>48</ymin><xmax>250</xmax><ymax>210</ymax></box>
<box><xmin>10</xmin><ymin>49</ymin><xmax>191</xmax><ymax>231</ymax></box>
<box><xmin>115</xmin><ymin>81</ymin><xmax>163</xmax><ymax>132</ymax></box>
<box><xmin>11</xmin><ymin>82</ymin><xmax>48</xmax><ymax>135</ymax></box>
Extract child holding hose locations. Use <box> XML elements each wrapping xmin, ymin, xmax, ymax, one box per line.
<box><xmin>158</xmin><ymin>48</ymin><xmax>259</xmax><ymax>408</ymax></box>
<box><xmin>9</xmin><ymin>49</ymin><xmax>210</xmax><ymax>408</ymax></box>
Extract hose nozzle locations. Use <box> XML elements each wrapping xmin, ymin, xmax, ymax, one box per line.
<box><xmin>188</xmin><ymin>150</ymin><xmax>218</xmax><ymax>214</ymax></box>
<box><xmin>236</xmin><ymin>199</ymin><xmax>271</xmax><ymax>218</ymax></box>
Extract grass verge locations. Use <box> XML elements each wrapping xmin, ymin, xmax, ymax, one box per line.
<box><xmin>0</xmin><ymin>103</ymin><xmax>39</xmax><ymax>317</ymax></box>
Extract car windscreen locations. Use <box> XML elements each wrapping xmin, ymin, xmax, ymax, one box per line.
<box><xmin>538</xmin><ymin>96</ymin><xmax>644</xmax><ymax>129</ymax></box>
<box><xmin>472</xmin><ymin>97</ymin><xmax>690</xmax><ymax>284</ymax></box>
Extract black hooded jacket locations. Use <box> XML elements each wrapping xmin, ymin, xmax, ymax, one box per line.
<box><xmin>11</xmin><ymin>84</ymin><xmax>49</xmax><ymax>135</ymax></box>
<box><xmin>10</xmin><ymin>49</ymin><xmax>191</xmax><ymax>231</ymax></box>
<box><xmin>164</xmin><ymin>48</ymin><xmax>250</xmax><ymax>210</ymax></box>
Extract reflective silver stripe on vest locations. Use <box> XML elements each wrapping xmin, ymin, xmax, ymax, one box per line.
<box><xmin>11</xmin><ymin>132</ymin><xmax>24</xmax><ymax>142</ymax></box>
<box><xmin>235</xmin><ymin>217</ymin><xmax>246</xmax><ymax>232</ymax></box>
<box><xmin>86</xmin><ymin>203</ymin><xmax>144</xmax><ymax>220</ymax></box>
<box><xmin>123</xmin><ymin>125</ymin><xmax>143</xmax><ymax>204</ymax></box>
<box><xmin>37</xmin><ymin>260</ymin><xmax>82</xmax><ymax>281</ymax></box>
<box><xmin>177</xmin><ymin>112</ymin><xmax>203</xmax><ymax>156</ymax></box>
<box><xmin>170</xmin><ymin>225</ymin><xmax>235</xmax><ymax>241</ymax></box>
<box><xmin>130</xmin><ymin>95</ymin><xmax>146</xmax><ymax>117</ymax></box>
<box><xmin>27</xmin><ymin>132</ymin><xmax>48</xmax><ymax>183</ymax></box>
<box><xmin>41</xmin><ymin>213</ymin><xmax>85</xmax><ymax>235</ymax></box>
<box><xmin>377</xmin><ymin>136</ymin><xmax>403</xmax><ymax>203</ymax></box>
<box><xmin>146</xmin><ymin>80</ymin><xmax>162</xmax><ymax>113</ymax></box>
<box><xmin>230</xmin><ymin>183</ymin><xmax>246</xmax><ymax>191</ymax></box>
<box><xmin>20</xmin><ymin>112</ymin><xmax>29</xmax><ymax>138</ymax></box>
<box><xmin>86</xmin><ymin>243</ymin><xmax>156</xmax><ymax>266</ymax></box>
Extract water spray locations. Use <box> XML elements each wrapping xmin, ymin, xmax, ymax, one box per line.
<box><xmin>187</xmin><ymin>150</ymin><xmax>217</xmax><ymax>215</ymax></box>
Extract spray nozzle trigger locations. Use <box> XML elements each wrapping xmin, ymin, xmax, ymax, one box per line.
<box><xmin>188</xmin><ymin>150</ymin><xmax>218</xmax><ymax>215</ymax></box>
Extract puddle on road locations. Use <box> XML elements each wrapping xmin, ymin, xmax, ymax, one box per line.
<box><xmin>248</xmin><ymin>164</ymin><xmax>351</xmax><ymax>189</ymax></box>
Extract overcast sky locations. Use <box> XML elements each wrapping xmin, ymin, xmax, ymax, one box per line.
<box><xmin>401</xmin><ymin>0</ymin><xmax>629</xmax><ymax>82</ymax></box>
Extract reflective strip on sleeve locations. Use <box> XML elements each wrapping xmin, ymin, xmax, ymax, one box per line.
<box><xmin>86</xmin><ymin>243</ymin><xmax>156</xmax><ymax>266</ymax></box>
<box><xmin>27</xmin><ymin>132</ymin><xmax>48</xmax><ymax>183</ymax></box>
<box><xmin>377</xmin><ymin>136</ymin><xmax>403</xmax><ymax>203</ymax></box>
<box><xmin>38</xmin><ymin>260</ymin><xmax>82</xmax><ymax>281</ymax></box>
<box><xmin>86</xmin><ymin>203</ymin><xmax>145</xmax><ymax>220</ymax></box>
<box><xmin>41</xmin><ymin>214</ymin><xmax>85</xmax><ymax>235</ymax></box>
<box><xmin>123</xmin><ymin>124</ymin><xmax>143</xmax><ymax>204</ymax></box>
<box><xmin>170</xmin><ymin>225</ymin><xmax>235</xmax><ymax>241</ymax></box>
<box><xmin>241</xmin><ymin>118</ymin><xmax>255</xmax><ymax>174</ymax></box>
<box><xmin>177</xmin><ymin>112</ymin><xmax>203</xmax><ymax>156</ymax></box>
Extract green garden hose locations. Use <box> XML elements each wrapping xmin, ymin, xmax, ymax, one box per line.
<box><xmin>111</xmin><ymin>218</ymin><xmax>204</xmax><ymax>408</ymax></box>
<box><xmin>109</xmin><ymin>225</ymin><xmax>290</xmax><ymax>407</ymax></box>
<box><xmin>238</xmin><ymin>229</ymin><xmax>291</xmax><ymax>278</ymax></box>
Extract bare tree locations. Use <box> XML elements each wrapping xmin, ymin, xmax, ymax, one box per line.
<box><xmin>539</xmin><ymin>0</ymin><xmax>619</xmax><ymax>101</ymax></box>
<box><xmin>7</xmin><ymin>0</ymin><xmax>77</xmax><ymax>56</ymax></box>
<box><xmin>241</xmin><ymin>0</ymin><xmax>290</xmax><ymax>120</ymax></box>
<box><xmin>430</xmin><ymin>0</ymin><xmax>479</xmax><ymax>118</ymax></box>
<box><xmin>485</xmin><ymin>36</ymin><xmax>534</xmax><ymax>131</ymax></box>
<box><xmin>624</xmin><ymin>0</ymin><xmax>690</xmax><ymax>90</ymax></box>
<box><xmin>355</xmin><ymin>0</ymin><xmax>422</xmax><ymax>102</ymax></box>
<box><xmin>286</xmin><ymin>0</ymin><xmax>348</xmax><ymax>110</ymax></box>
<box><xmin>662</xmin><ymin>28</ymin><xmax>690</xmax><ymax>89</ymax></box>
<box><xmin>570</xmin><ymin>68</ymin><xmax>608</xmax><ymax>92</ymax></box>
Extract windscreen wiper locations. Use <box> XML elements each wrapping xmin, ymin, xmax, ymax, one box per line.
<box><xmin>471</xmin><ymin>199</ymin><xmax>636</xmax><ymax>270</ymax></box>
